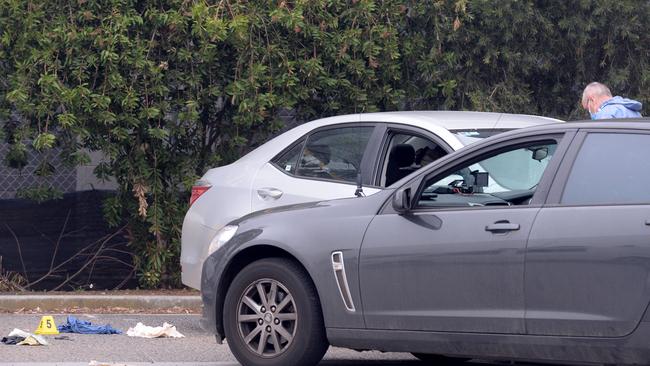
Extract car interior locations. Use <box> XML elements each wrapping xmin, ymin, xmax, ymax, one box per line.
<box><xmin>296</xmin><ymin>128</ymin><xmax>372</xmax><ymax>182</ymax></box>
<box><xmin>385</xmin><ymin>144</ymin><xmax>418</xmax><ymax>186</ymax></box>
<box><xmin>382</xmin><ymin>133</ymin><xmax>447</xmax><ymax>187</ymax></box>
<box><xmin>297</xmin><ymin>144</ymin><xmax>334</xmax><ymax>179</ymax></box>
<box><xmin>417</xmin><ymin>142</ymin><xmax>557</xmax><ymax>208</ymax></box>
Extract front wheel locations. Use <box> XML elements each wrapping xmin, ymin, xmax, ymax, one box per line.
<box><xmin>223</xmin><ymin>258</ymin><xmax>328</xmax><ymax>366</ymax></box>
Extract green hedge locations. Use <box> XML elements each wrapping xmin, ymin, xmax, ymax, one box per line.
<box><xmin>1</xmin><ymin>0</ymin><xmax>648</xmax><ymax>287</ymax></box>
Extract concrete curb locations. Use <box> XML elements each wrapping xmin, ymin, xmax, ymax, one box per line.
<box><xmin>0</xmin><ymin>363</ymin><xmax>235</xmax><ymax>366</ymax></box>
<box><xmin>0</xmin><ymin>295</ymin><xmax>202</xmax><ymax>311</ymax></box>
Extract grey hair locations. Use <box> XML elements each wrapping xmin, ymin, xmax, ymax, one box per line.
<box><xmin>582</xmin><ymin>82</ymin><xmax>612</xmax><ymax>104</ymax></box>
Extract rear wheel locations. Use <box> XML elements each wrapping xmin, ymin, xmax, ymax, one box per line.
<box><xmin>223</xmin><ymin>258</ymin><xmax>328</xmax><ymax>366</ymax></box>
<box><xmin>412</xmin><ymin>353</ymin><xmax>471</xmax><ymax>364</ymax></box>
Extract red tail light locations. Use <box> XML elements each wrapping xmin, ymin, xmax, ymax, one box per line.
<box><xmin>189</xmin><ymin>181</ymin><xmax>212</xmax><ymax>206</ymax></box>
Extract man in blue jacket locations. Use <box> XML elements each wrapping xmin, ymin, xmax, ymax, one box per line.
<box><xmin>581</xmin><ymin>82</ymin><xmax>643</xmax><ymax>119</ymax></box>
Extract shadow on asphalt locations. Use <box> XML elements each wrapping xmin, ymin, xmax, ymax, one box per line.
<box><xmin>320</xmin><ymin>361</ymin><xmax>423</xmax><ymax>365</ymax></box>
<box><xmin>320</xmin><ymin>360</ymin><xmax>546</xmax><ymax>366</ymax></box>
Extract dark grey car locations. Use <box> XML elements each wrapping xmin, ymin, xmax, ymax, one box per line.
<box><xmin>201</xmin><ymin>120</ymin><xmax>650</xmax><ymax>366</ymax></box>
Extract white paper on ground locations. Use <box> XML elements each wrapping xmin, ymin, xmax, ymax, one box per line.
<box><xmin>126</xmin><ymin>322</ymin><xmax>185</xmax><ymax>338</ymax></box>
<box><xmin>7</xmin><ymin>328</ymin><xmax>49</xmax><ymax>345</ymax></box>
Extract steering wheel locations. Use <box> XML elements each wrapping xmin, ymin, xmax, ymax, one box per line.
<box><xmin>448</xmin><ymin>179</ymin><xmax>474</xmax><ymax>194</ymax></box>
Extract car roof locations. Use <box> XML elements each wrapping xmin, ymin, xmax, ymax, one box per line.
<box><xmin>493</xmin><ymin>118</ymin><xmax>650</xmax><ymax>137</ymax></box>
<box><xmin>445</xmin><ymin>118</ymin><xmax>650</xmax><ymax>156</ymax></box>
<box><xmin>554</xmin><ymin>118</ymin><xmax>650</xmax><ymax>130</ymax></box>
<box><xmin>316</xmin><ymin>110</ymin><xmax>562</xmax><ymax>130</ymax></box>
<box><xmin>232</xmin><ymin>111</ymin><xmax>563</xmax><ymax>166</ymax></box>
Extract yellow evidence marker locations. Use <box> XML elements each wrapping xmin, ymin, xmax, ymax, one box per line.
<box><xmin>34</xmin><ymin>315</ymin><xmax>59</xmax><ymax>335</ymax></box>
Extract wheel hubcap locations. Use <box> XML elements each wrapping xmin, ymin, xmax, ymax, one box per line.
<box><xmin>237</xmin><ymin>278</ymin><xmax>298</xmax><ymax>358</ymax></box>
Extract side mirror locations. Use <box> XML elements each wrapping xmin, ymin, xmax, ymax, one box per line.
<box><xmin>392</xmin><ymin>188</ymin><xmax>412</xmax><ymax>214</ymax></box>
<box><xmin>532</xmin><ymin>147</ymin><xmax>548</xmax><ymax>161</ymax></box>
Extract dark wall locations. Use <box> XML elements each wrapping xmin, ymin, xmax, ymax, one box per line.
<box><xmin>0</xmin><ymin>191</ymin><xmax>135</xmax><ymax>290</ymax></box>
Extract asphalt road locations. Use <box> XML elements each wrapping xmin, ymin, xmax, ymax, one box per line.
<box><xmin>0</xmin><ymin>314</ymin><xmax>424</xmax><ymax>365</ymax></box>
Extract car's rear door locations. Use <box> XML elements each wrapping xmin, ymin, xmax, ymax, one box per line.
<box><xmin>359</xmin><ymin>132</ymin><xmax>571</xmax><ymax>333</ymax></box>
<box><xmin>251</xmin><ymin>124</ymin><xmax>382</xmax><ymax>212</ymax></box>
<box><xmin>525</xmin><ymin>130</ymin><xmax>650</xmax><ymax>337</ymax></box>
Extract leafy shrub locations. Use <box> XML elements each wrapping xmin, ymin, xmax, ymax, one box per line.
<box><xmin>1</xmin><ymin>0</ymin><xmax>648</xmax><ymax>287</ymax></box>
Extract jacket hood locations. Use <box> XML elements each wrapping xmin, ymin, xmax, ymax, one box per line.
<box><xmin>602</xmin><ymin>96</ymin><xmax>643</xmax><ymax>111</ymax></box>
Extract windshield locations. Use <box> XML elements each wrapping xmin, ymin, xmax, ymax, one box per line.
<box><xmin>452</xmin><ymin>129</ymin><xmax>511</xmax><ymax>146</ymax></box>
<box><xmin>471</xmin><ymin>143</ymin><xmax>557</xmax><ymax>191</ymax></box>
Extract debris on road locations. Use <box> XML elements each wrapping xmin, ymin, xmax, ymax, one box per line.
<box><xmin>3</xmin><ymin>328</ymin><xmax>48</xmax><ymax>346</ymax></box>
<box><xmin>1</xmin><ymin>335</ymin><xmax>24</xmax><ymax>345</ymax></box>
<box><xmin>126</xmin><ymin>322</ymin><xmax>184</xmax><ymax>338</ymax></box>
<box><xmin>58</xmin><ymin>315</ymin><xmax>122</xmax><ymax>334</ymax></box>
<box><xmin>17</xmin><ymin>335</ymin><xmax>47</xmax><ymax>346</ymax></box>
<box><xmin>8</xmin><ymin>305</ymin><xmax>199</xmax><ymax>315</ymax></box>
<box><xmin>89</xmin><ymin>361</ymin><xmax>131</xmax><ymax>366</ymax></box>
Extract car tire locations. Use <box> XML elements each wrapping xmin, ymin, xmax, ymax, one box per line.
<box><xmin>223</xmin><ymin>258</ymin><xmax>328</xmax><ymax>366</ymax></box>
<box><xmin>412</xmin><ymin>353</ymin><xmax>471</xmax><ymax>364</ymax></box>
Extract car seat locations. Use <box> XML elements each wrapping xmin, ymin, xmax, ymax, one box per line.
<box><xmin>385</xmin><ymin>144</ymin><xmax>417</xmax><ymax>186</ymax></box>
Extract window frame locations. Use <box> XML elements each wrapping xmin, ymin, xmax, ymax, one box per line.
<box><xmin>269</xmin><ymin>123</ymin><xmax>381</xmax><ymax>186</ymax></box>
<box><xmin>546</xmin><ymin>129</ymin><xmax>650</xmax><ymax>207</ymax></box>
<box><xmin>372</xmin><ymin>124</ymin><xmax>454</xmax><ymax>187</ymax></box>
<box><xmin>271</xmin><ymin>138</ymin><xmax>306</xmax><ymax>175</ymax></box>
<box><xmin>389</xmin><ymin>132</ymin><xmax>574</xmax><ymax>214</ymax></box>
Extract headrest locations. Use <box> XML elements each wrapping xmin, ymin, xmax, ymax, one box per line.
<box><xmin>308</xmin><ymin>144</ymin><xmax>331</xmax><ymax>164</ymax></box>
<box><xmin>391</xmin><ymin>144</ymin><xmax>415</xmax><ymax>167</ymax></box>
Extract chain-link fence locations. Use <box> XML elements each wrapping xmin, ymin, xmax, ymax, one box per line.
<box><xmin>0</xmin><ymin>143</ymin><xmax>77</xmax><ymax>199</ymax></box>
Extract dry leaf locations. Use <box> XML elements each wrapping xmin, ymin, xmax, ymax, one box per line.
<box><xmin>453</xmin><ymin>17</ymin><xmax>461</xmax><ymax>31</ymax></box>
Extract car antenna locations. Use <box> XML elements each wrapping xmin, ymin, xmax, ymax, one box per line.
<box><xmin>355</xmin><ymin>172</ymin><xmax>365</xmax><ymax>197</ymax></box>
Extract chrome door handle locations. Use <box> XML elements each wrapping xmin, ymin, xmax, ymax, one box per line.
<box><xmin>646</xmin><ymin>220</ymin><xmax>650</xmax><ymax>226</ymax></box>
<box><xmin>485</xmin><ymin>221</ymin><xmax>520</xmax><ymax>234</ymax></box>
<box><xmin>257</xmin><ymin>187</ymin><xmax>283</xmax><ymax>199</ymax></box>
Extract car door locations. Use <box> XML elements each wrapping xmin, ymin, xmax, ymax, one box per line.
<box><xmin>359</xmin><ymin>133</ymin><xmax>569</xmax><ymax>333</ymax></box>
<box><xmin>525</xmin><ymin>131</ymin><xmax>650</xmax><ymax>337</ymax></box>
<box><xmin>252</xmin><ymin>124</ymin><xmax>381</xmax><ymax>212</ymax></box>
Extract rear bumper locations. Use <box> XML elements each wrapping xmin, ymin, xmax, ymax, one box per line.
<box><xmin>181</xmin><ymin>260</ymin><xmax>204</xmax><ymax>290</ymax></box>
<box><xmin>181</xmin><ymin>212</ymin><xmax>219</xmax><ymax>290</ymax></box>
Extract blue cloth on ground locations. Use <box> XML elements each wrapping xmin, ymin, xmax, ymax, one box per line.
<box><xmin>57</xmin><ymin>316</ymin><xmax>122</xmax><ymax>334</ymax></box>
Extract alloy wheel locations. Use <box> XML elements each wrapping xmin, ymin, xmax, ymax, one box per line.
<box><xmin>237</xmin><ymin>278</ymin><xmax>298</xmax><ymax>358</ymax></box>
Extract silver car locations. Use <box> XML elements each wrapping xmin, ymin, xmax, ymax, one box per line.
<box><xmin>201</xmin><ymin>120</ymin><xmax>650</xmax><ymax>366</ymax></box>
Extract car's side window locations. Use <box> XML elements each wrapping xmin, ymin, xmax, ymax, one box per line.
<box><xmin>417</xmin><ymin>141</ymin><xmax>558</xmax><ymax>208</ymax></box>
<box><xmin>272</xmin><ymin>126</ymin><xmax>374</xmax><ymax>183</ymax></box>
<box><xmin>272</xmin><ymin>140</ymin><xmax>305</xmax><ymax>175</ymax></box>
<box><xmin>380</xmin><ymin>132</ymin><xmax>447</xmax><ymax>187</ymax></box>
<box><xmin>295</xmin><ymin>127</ymin><xmax>373</xmax><ymax>183</ymax></box>
<box><xmin>561</xmin><ymin>133</ymin><xmax>650</xmax><ymax>205</ymax></box>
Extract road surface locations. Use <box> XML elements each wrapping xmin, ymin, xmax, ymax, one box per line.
<box><xmin>0</xmin><ymin>314</ymin><xmax>424</xmax><ymax>365</ymax></box>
